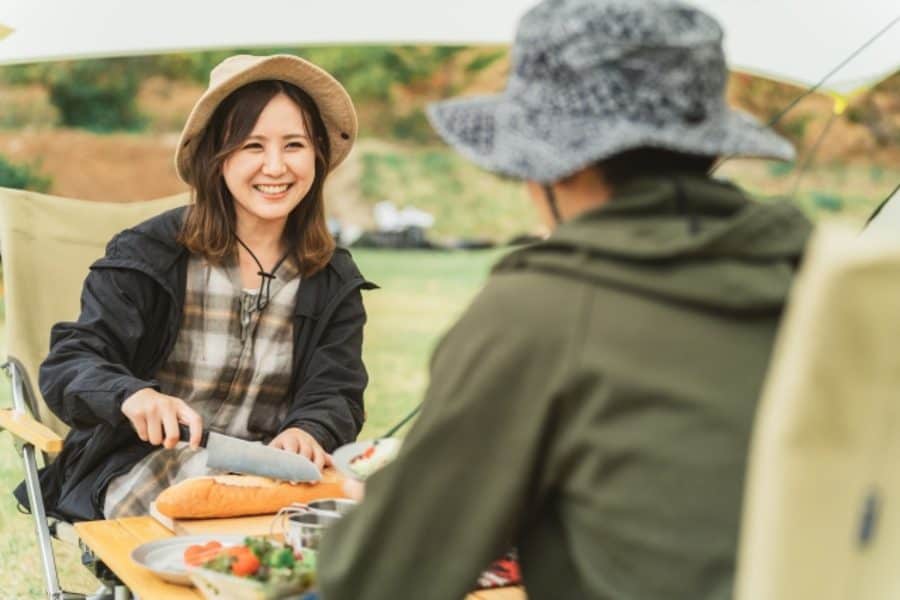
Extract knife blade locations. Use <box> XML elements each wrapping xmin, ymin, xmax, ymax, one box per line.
<box><xmin>178</xmin><ymin>425</ymin><xmax>321</xmax><ymax>482</ymax></box>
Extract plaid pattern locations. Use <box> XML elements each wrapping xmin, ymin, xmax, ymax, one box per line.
<box><xmin>104</xmin><ymin>253</ymin><xmax>300</xmax><ymax>518</ymax></box>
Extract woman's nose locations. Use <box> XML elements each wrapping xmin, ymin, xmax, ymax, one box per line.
<box><xmin>262</xmin><ymin>150</ymin><xmax>287</xmax><ymax>177</ymax></box>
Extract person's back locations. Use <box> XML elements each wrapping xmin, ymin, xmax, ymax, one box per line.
<box><xmin>317</xmin><ymin>1</ymin><xmax>810</xmax><ymax>598</ymax></box>
<box><xmin>489</xmin><ymin>174</ymin><xmax>808</xmax><ymax>597</ymax></box>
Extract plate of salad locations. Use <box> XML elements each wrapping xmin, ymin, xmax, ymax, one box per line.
<box><xmin>189</xmin><ymin>536</ymin><xmax>317</xmax><ymax>600</ymax></box>
<box><xmin>332</xmin><ymin>438</ymin><xmax>402</xmax><ymax>481</ymax></box>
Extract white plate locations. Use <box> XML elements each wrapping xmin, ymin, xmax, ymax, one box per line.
<box><xmin>131</xmin><ymin>534</ymin><xmax>246</xmax><ymax>585</ymax></box>
<box><xmin>331</xmin><ymin>438</ymin><xmax>402</xmax><ymax>481</ymax></box>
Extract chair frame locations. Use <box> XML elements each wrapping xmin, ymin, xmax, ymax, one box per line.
<box><xmin>6</xmin><ymin>359</ymin><xmax>64</xmax><ymax>597</ymax></box>
<box><xmin>3</xmin><ymin>357</ymin><xmax>129</xmax><ymax>599</ymax></box>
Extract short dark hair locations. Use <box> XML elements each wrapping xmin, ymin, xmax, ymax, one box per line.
<box><xmin>596</xmin><ymin>148</ymin><xmax>716</xmax><ymax>188</ymax></box>
<box><xmin>179</xmin><ymin>80</ymin><xmax>334</xmax><ymax>277</ymax></box>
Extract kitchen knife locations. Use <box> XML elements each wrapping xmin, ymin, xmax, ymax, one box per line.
<box><xmin>178</xmin><ymin>425</ymin><xmax>321</xmax><ymax>482</ymax></box>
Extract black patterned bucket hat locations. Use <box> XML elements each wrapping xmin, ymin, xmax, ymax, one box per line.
<box><xmin>427</xmin><ymin>0</ymin><xmax>795</xmax><ymax>183</ymax></box>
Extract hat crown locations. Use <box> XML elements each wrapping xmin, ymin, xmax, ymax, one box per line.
<box><xmin>519</xmin><ymin>0</ymin><xmax>723</xmax><ymax>49</ymax></box>
<box><xmin>209</xmin><ymin>54</ymin><xmax>265</xmax><ymax>89</ymax></box>
<box><xmin>508</xmin><ymin>0</ymin><xmax>728</xmax><ymax>124</ymax></box>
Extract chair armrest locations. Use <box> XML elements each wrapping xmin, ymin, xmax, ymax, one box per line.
<box><xmin>0</xmin><ymin>408</ymin><xmax>63</xmax><ymax>453</ymax></box>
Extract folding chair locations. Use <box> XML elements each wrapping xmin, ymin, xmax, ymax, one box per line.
<box><xmin>735</xmin><ymin>222</ymin><xmax>900</xmax><ymax>599</ymax></box>
<box><xmin>0</xmin><ymin>187</ymin><xmax>188</xmax><ymax>599</ymax></box>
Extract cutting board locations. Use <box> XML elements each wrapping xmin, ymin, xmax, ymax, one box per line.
<box><xmin>149</xmin><ymin>502</ymin><xmax>284</xmax><ymax>538</ymax></box>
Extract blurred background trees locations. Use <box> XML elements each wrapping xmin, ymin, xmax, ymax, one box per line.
<box><xmin>0</xmin><ymin>46</ymin><xmax>897</xmax><ymax>238</ymax></box>
<box><xmin>0</xmin><ymin>46</ymin><xmax>501</xmax><ymax>139</ymax></box>
<box><xmin>0</xmin><ymin>154</ymin><xmax>50</xmax><ymax>191</ymax></box>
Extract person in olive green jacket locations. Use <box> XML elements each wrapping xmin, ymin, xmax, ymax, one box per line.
<box><xmin>318</xmin><ymin>1</ymin><xmax>811</xmax><ymax>598</ymax></box>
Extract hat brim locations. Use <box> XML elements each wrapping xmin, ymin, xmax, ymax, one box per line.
<box><xmin>175</xmin><ymin>55</ymin><xmax>357</xmax><ymax>183</ymax></box>
<box><xmin>427</xmin><ymin>94</ymin><xmax>795</xmax><ymax>183</ymax></box>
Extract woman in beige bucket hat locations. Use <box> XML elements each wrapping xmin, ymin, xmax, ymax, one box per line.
<box><xmin>33</xmin><ymin>55</ymin><xmax>375</xmax><ymax>521</ymax></box>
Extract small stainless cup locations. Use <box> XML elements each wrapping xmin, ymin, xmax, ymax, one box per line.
<box><xmin>286</xmin><ymin>511</ymin><xmax>340</xmax><ymax>551</ymax></box>
<box><xmin>305</xmin><ymin>498</ymin><xmax>357</xmax><ymax>518</ymax></box>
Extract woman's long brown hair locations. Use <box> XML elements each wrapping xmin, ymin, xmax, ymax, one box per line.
<box><xmin>178</xmin><ymin>80</ymin><xmax>335</xmax><ymax>277</ymax></box>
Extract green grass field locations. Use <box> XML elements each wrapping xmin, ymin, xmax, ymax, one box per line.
<box><xmin>0</xmin><ymin>248</ymin><xmax>503</xmax><ymax>598</ymax></box>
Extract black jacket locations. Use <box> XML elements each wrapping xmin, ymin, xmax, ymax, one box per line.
<box><xmin>15</xmin><ymin>207</ymin><xmax>376</xmax><ymax>521</ymax></box>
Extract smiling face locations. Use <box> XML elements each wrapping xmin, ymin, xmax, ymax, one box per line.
<box><xmin>222</xmin><ymin>93</ymin><xmax>317</xmax><ymax>235</ymax></box>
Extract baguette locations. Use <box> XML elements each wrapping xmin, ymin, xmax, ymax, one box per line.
<box><xmin>155</xmin><ymin>468</ymin><xmax>347</xmax><ymax>519</ymax></box>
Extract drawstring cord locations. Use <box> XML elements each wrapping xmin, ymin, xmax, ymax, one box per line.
<box><xmin>235</xmin><ymin>236</ymin><xmax>291</xmax><ymax>312</ymax></box>
<box><xmin>542</xmin><ymin>185</ymin><xmax>562</xmax><ymax>225</ymax></box>
<box><xmin>672</xmin><ymin>178</ymin><xmax>700</xmax><ymax>235</ymax></box>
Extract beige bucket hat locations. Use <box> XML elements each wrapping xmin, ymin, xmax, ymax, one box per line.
<box><xmin>175</xmin><ymin>54</ymin><xmax>358</xmax><ymax>183</ymax></box>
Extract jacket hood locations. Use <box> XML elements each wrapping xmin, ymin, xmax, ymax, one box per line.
<box><xmin>496</xmin><ymin>174</ymin><xmax>811</xmax><ymax>313</ymax></box>
<box><xmin>94</xmin><ymin>205</ymin><xmax>186</xmax><ymax>263</ymax></box>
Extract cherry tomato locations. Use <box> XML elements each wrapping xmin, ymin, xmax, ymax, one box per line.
<box><xmin>229</xmin><ymin>547</ymin><xmax>261</xmax><ymax>576</ymax></box>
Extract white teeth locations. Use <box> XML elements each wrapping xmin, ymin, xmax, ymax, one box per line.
<box><xmin>255</xmin><ymin>184</ymin><xmax>290</xmax><ymax>194</ymax></box>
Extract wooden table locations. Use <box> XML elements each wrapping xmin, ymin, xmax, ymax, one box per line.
<box><xmin>75</xmin><ymin>516</ymin><xmax>525</xmax><ymax>599</ymax></box>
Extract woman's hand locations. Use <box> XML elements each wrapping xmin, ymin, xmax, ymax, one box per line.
<box><xmin>121</xmin><ymin>387</ymin><xmax>204</xmax><ymax>449</ymax></box>
<box><xmin>269</xmin><ymin>427</ymin><xmax>332</xmax><ymax>471</ymax></box>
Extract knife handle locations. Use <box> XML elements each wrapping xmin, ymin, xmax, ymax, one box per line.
<box><xmin>177</xmin><ymin>424</ymin><xmax>210</xmax><ymax>448</ymax></box>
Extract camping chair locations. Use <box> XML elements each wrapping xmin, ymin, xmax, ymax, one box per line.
<box><xmin>735</xmin><ymin>222</ymin><xmax>900</xmax><ymax>599</ymax></box>
<box><xmin>0</xmin><ymin>187</ymin><xmax>188</xmax><ymax>599</ymax></box>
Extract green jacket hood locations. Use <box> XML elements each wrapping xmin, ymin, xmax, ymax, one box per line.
<box><xmin>496</xmin><ymin>175</ymin><xmax>811</xmax><ymax>313</ymax></box>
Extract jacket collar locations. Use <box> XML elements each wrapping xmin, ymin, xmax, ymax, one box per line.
<box><xmin>549</xmin><ymin>174</ymin><xmax>809</xmax><ymax>261</ymax></box>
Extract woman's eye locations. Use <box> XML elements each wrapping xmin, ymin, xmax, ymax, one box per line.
<box><xmin>242</xmin><ymin>142</ymin><xmax>263</xmax><ymax>150</ymax></box>
<box><xmin>286</xmin><ymin>142</ymin><xmax>305</xmax><ymax>149</ymax></box>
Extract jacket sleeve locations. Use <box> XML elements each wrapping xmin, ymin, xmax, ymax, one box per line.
<box><xmin>317</xmin><ymin>275</ymin><xmax>576</xmax><ymax>600</ymax></box>
<box><xmin>279</xmin><ymin>287</ymin><xmax>368</xmax><ymax>452</ymax></box>
<box><xmin>39</xmin><ymin>266</ymin><xmax>163</xmax><ymax>429</ymax></box>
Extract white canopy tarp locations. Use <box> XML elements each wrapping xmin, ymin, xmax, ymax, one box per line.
<box><xmin>0</xmin><ymin>0</ymin><xmax>898</xmax><ymax>91</ymax></box>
